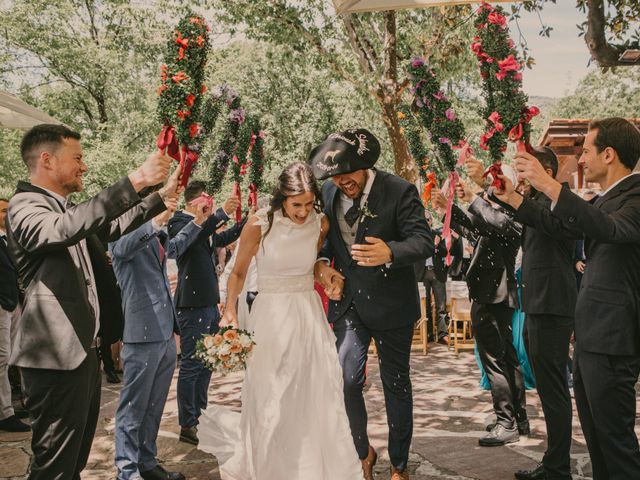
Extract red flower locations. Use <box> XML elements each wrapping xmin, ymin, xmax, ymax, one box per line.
<box><xmin>239</xmin><ymin>164</ymin><xmax>247</xmax><ymax>175</ymax></box>
<box><xmin>157</xmin><ymin>84</ymin><xmax>168</xmax><ymax>96</ymax></box>
<box><xmin>498</xmin><ymin>55</ymin><xmax>520</xmax><ymax>73</ymax></box>
<box><xmin>200</xmin><ymin>84</ymin><xmax>207</xmax><ymax>94</ymax></box>
<box><xmin>196</xmin><ymin>35</ymin><xmax>205</xmax><ymax>47</ymax></box>
<box><xmin>471</xmin><ymin>42</ymin><xmax>483</xmax><ymax>56</ymax></box>
<box><xmin>177</xmin><ymin>109</ymin><xmax>191</xmax><ymax>121</ymax></box>
<box><xmin>487</xmin><ymin>12</ymin><xmax>507</xmax><ymax>29</ymax></box>
<box><xmin>488</xmin><ymin>111</ymin><xmax>501</xmax><ymax>124</ymax></box>
<box><xmin>160</xmin><ymin>64</ymin><xmax>168</xmax><ymax>82</ymax></box>
<box><xmin>189</xmin><ymin>123</ymin><xmax>200</xmax><ymax>138</ymax></box>
<box><xmin>185</xmin><ymin>94</ymin><xmax>196</xmax><ymax>107</ymax></box>
<box><xmin>172</xmin><ymin>71</ymin><xmax>189</xmax><ymax>83</ymax></box>
<box><xmin>189</xmin><ymin>17</ymin><xmax>202</xmax><ymax>26</ymax></box>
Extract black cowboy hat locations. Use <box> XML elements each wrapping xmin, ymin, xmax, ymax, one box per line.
<box><xmin>308</xmin><ymin>128</ymin><xmax>380</xmax><ymax>180</ymax></box>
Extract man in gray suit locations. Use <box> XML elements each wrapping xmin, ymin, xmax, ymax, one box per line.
<box><xmin>110</xmin><ymin>194</ymin><xmax>202</xmax><ymax>480</ymax></box>
<box><xmin>6</xmin><ymin>124</ymin><xmax>175</xmax><ymax>480</ymax></box>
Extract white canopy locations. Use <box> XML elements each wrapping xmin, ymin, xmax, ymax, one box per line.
<box><xmin>332</xmin><ymin>0</ymin><xmax>520</xmax><ymax>14</ymax></box>
<box><xmin>0</xmin><ymin>90</ymin><xmax>63</xmax><ymax>129</ymax></box>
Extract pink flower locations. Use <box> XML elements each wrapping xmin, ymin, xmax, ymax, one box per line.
<box><xmin>445</xmin><ymin>108</ymin><xmax>456</xmax><ymax>121</ymax></box>
<box><xmin>508</xmin><ymin>39</ymin><xmax>515</xmax><ymax>49</ymax></box>
<box><xmin>498</xmin><ymin>55</ymin><xmax>521</xmax><ymax>73</ymax></box>
<box><xmin>488</xmin><ymin>111</ymin><xmax>501</xmax><ymax>124</ymax></box>
<box><xmin>487</xmin><ymin>12</ymin><xmax>507</xmax><ymax>29</ymax></box>
<box><xmin>438</xmin><ymin>137</ymin><xmax>451</xmax><ymax>145</ymax></box>
<box><xmin>432</xmin><ymin>91</ymin><xmax>446</xmax><ymax>101</ymax></box>
<box><xmin>411</xmin><ymin>57</ymin><xmax>425</xmax><ymax>68</ymax></box>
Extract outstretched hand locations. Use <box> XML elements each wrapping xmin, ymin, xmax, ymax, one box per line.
<box><xmin>351</xmin><ymin>236</ymin><xmax>392</xmax><ymax>267</ymax></box>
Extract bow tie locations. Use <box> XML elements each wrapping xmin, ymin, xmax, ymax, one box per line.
<box><xmin>344</xmin><ymin>196</ymin><xmax>362</xmax><ymax>228</ymax></box>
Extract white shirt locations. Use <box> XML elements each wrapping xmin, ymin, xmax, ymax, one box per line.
<box><xmin>338</xmin><ymin>169</ymin><xmax>376</xmax><ymax>214</ymax></box>
<box><xmin>39</xmin><ymin>187</ymin><xmax>100</xmax><ymax>340</ymax></box>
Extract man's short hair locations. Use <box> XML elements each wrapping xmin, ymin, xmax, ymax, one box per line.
<box><xmin>20</xmin><ymin>124</ymin><xmax>81</xmax><ymax>169</ymax></box>
<box><xmin>589</xmin><ymin>118</ymin><xmax>640</xmax><ymax>170</ymax></box>
<box><xmin>184</xmin><ymin>180</ymin><xmax>207</xmax><ymax>203</ymax></box>
<box><xmin>532</xmin><ymin>146</ymin><xmax>559</xmax><ymax>178</ymax></box>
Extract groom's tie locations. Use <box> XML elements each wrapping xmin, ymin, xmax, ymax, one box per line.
<box><xmin>344</xmin><ymin>195</ymin><xmax>362</xmax><ymax>227</ymax></box>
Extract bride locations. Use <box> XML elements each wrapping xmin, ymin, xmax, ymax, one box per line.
<box><xmin>198</xmin><ymin>162</ymin><xmax>364</xmax><ymax>480</ymax></box>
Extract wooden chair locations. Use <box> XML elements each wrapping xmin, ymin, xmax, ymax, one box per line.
<box><xmin>448</xmin><ymin>297</ymin><xmax>474</xmax><ymax>355</ymax></box>
<box><xmin>411</xmin><ymin>297</ymin><xmax>429</xmax><ymax>355</ymax></box>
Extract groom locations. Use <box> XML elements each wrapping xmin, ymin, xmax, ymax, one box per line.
<box><xmin>311</xmin><ymin>129</ymin><xmax>433</xmax><ymax>480</ymax></box>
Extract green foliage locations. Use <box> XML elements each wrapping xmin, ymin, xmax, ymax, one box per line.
<box><xmin>552</xmin><ymin>68</ymin><xmax>640</xmax><ymax>119</ymax></box>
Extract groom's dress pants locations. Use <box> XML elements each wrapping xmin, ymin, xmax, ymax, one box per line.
<box><xmin>21</xmin><ymin>348</ymin><xmax>101</xmax><ymax>480</ymax></box>
<box><xmin>334</xmin><ymin>305</ymin><xmax>413</xmax><ymax>471</ymax></box>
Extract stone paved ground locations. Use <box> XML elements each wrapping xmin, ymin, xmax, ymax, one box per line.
<box><xmin>3</xmin><ymin>343</ymin><xmax>639</xmax><ymax>479</ymax></box>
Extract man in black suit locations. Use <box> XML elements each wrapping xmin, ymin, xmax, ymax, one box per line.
<box><xmin>507</xmin><ymin>117</ymin><xmax>640</xmax><ymax>480</ymax></box>
<box><xmin>5</xmin><ymin>124</ymin><xmax>176</xmax><ymax>480</ymax></box>
<box><xmin>0</xmin><ymin>197</ymin><xmax>29</xmax><ymax>433</ymax></box>
<box><xmin>432</xmin><ymin>169</ymin><xmax>527</xmax><ymax>448</ymax></box>
<box><xmin>474</xmin><ymin>149</ymin><xmax>577</xmax><ymax>479</ymax></box>
<box><xmin>167</xmin><ymin>181</ymin><xmax>244</xmax><ymax>445</ymax></box>
<box><xmin>311</xmin><ymin>129</ymin><xmax>433</xmax><ymax>480</ymax></box>
<box><xmin>414</xmin><ymin>211</ymin><xmax>449</xmax><ymax>344</ymax></box>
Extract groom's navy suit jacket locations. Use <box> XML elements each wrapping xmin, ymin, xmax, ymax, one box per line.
<box><xmin>320</xmin><ymin>170</ymin><xmax>434</xmax><ymax>330</ymax></box>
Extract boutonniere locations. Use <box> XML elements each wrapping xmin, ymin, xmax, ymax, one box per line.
<box><xmin>359</xmin><ymin>203</ymin><xmax>377</xmax><ymax>223</ymax></box>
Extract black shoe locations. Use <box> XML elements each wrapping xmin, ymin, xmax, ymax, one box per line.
<box><xmin>140</xmin><ymin>464</ymin><xmax>185</xmax><ymax>480</ymax></box>
<box><xmin>514</xmin><ymin>463</ymin><xmax>546</xmax><ymax>480</ymax></box>
<box><xmin>0</xmin><ymin>415</ymin><xmax>30</xmax><ymax>432</ymax></box>
<box><xmin>105</xmin><ymin>370</ymin><xmax>121</xmax><ymax>384</ymax></box>
<box><xmin>479</xmin><ymin>423</ymin><xmax>519</xmax><ymax>446</ymax></box>
<box><xmin>486</xmin><ymin>419</ymin><xmax>530</xmax><ymax>435</ymax></box>
<box><xmin>179</xmin><ymin>426</ymin><xmax>198</xmax><ymax>445</ymax></box>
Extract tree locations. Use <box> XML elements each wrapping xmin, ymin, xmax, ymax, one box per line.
<box><xmin>523</xmin><ymin>0</ymin><xmax>640</xmax><ymax>68</ymax></box>
<box><xmin>552</xmin><ymin>67</ymin><xmax>640</xmax><ymax>118</ymax></box>
<box><xmin>206</xmin><ymin>0</ymin><xmax>478</xmax><ymax>181</ymax></box>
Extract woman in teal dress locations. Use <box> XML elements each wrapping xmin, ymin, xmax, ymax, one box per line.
<box><xmin>474</xmin><ymin>267</ymin><xmax>535</xmax><ymax>390</ymax></box>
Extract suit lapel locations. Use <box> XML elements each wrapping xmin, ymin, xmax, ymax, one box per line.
<box><xmin>594</xmin><ymin>174</ymin><xmax>640</xmax><ymax>209</ymax></box>
<box><xmin>355</xmin><ymin>171</ymin><xmax>383</xmax><ymax>245</ymax></box>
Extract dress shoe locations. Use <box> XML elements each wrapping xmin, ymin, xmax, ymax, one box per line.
<box><xmin>361</xmin><ymin>445</ymin><xmax>377</xmax><ymax>480</ymax></box>
<box><xmin>486</xmin><ymin>419</ymin><xmax>530</xmax><ymax>435</ymax></box>
<box><xmin>105</xmin><ymin>370</ymin><xmax>121</xmax><ymax>384</ymax></box>
<box><xmin>437</xmin><ymin>335</ymin><xmax>449</xmax><ymax>346</ymax></box>
<box><xmin>391</xmin><ymin>467</ymin><xmax>410</xmax><ymax>479</ymax></box>
<box><xmin>140</xmin><ymin>464</ymin><xmax>185</xmax><ymax>480</ymax></box>
<box><xmin>179</xmin><ymin>426</ymin><xmax>198</xmax><ymax>445</ymax></box>
<box><xmin>0</xmin><ymin>415</ymin><xmax>30</xmax><ymax>432</ymax></box>
<box><xmin>514</xmin><ymin>463</ymin><xmax>546</xmax><ymax>480</ymax></box>
<box><xmin>479</xmin><ymin>423</ymin><xmax>519</xmax><ymax>446</ymax></box>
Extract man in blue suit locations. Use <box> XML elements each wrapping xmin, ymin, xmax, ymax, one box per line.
<box><xmin>110</xmin><ymin>185</ymin><xmax>201</xmax><ymax>480</ymax></box>
<box><xmin>167</xmin><ymin>180</ymin><xmax>245</xmax><ymax>445</ymax></box>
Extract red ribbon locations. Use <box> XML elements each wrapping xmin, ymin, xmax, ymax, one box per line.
<box><xmin>441</xmin><ymin>171</ymin><xmax>459</xmax><ymax>266</ymax></box>
<box><xmin>232</xmin><ymin>182</ymin><xmax>242</xmax><ymax>222</ymax></box>
<box><xmin>179</xmin><ymin>146</ymin><xmax>199</xmax><ymax>189</ymax></box>
<box><xmin>483</xmin><ymin>162</ymin><xmax>505</xmax><ymax>190</ymax></box>
<box><xmin>247</xmin><ymin>183</ymin><xmax>258</xmax><ymax>208</ymax></box>
<box><xmin>191</xmin><ymin>192</ymin><xmax>214</xmax><ymax>211</ymax></box>
<box><xmin>156</xmin><ymin>125</ymin><xmax>181</xmax><ymax>162</ymax></box>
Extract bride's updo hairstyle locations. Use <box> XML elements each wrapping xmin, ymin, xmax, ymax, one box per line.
<box><xmin>263</xmin><ymin>162</ymin><xmax>324</xmax><ymax>240</ymax></box>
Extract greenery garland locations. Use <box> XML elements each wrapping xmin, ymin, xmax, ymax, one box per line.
<box><xmin>396</xmin><ymin>105</ymin><xmax>432</xmax><ymax>182</ymax></box>
<box><xmin>246</xmin><ymin>116</ymin><xmax>266</xmax><ymax>207</ymax></box>
<box><xmin>472</xmin><ymin>2</ymin><xmax>539</xmax><ymax>162</ymax></box>
<box><xmin>157</xmin><ymin>13</ymin><xmax>210</xmax><ymax>181</ymax></box>
<box><xmin>206</xmin><ymin>85</ymin><xmax>245</xmax><ymax>194</ymax></box>
<box><xmin>406</xmin><ymin>57</ymin><xmax>469</xmax><ymax>178</ymax></box>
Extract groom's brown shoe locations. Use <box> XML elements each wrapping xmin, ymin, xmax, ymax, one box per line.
<box><xmin>361</xmin><ymin>445</ymin><xmax>377</xmax><ymax>480</ymax></box>
<box><xmin>391</xmin><ymin>467</ymin><xmax>409</xmax><ymax>480</ymax></box>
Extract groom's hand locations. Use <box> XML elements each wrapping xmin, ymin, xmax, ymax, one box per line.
<box><xmin>351</xmin><ymin>236</ymin><xmax>392</xmax><ymax>267</ymax></box>
<box><xmin>314</xmin><ymin>262</ymin><xmax>345</xmax><ymax>300</ymax></box>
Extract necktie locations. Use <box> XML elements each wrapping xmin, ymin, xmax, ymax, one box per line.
<box><xmin>344</xmin><ymin>196</ymin><xmax>362</xmax><ymax>227</ymax></box>
<box><xmin>158</xmin><ymin>237</ymin><xmax>165</xmax><ymax>264</ymax></box>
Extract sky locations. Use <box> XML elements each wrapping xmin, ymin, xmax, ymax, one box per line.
<box><xmin>512</xmin><ymin>1</ymin><xmax>595</xmax><ymax>98</ymax></box>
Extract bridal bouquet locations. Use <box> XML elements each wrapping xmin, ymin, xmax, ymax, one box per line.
<box><xmin>195</xmin><ymin>327</ymin><xmax>255</xmax><ymax>375</ymax></box>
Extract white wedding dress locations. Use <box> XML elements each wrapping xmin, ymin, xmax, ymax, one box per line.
<box><xmin>198</xmin><ymin>208</ymin><xmax>363</xmax><ymax>480</ymax></box>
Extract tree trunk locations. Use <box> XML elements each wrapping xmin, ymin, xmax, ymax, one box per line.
<box><xmin>585</xmin><ymin>0</ymin><xmax>628</xmax><ymax>68</ymax></box>
<box><xmin>378</xmin><ymin>98</ymin><xmax>415</xmax><ymax>182</ymax></box>
<box><xmin>380</xmin><ymin>10</ymin><xmax>415</xmax><ymax>183</ymax></box>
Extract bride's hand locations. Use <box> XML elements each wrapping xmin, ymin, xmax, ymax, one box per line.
<box><xmin>325</xmin><ymin>276</ymin><xmax>344</xmax><ymax>301</ymax></box>
<box><xmin>219</xmin><ymin>308</ymin><xmax>239</xmax><ymax>329</ymax></box>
